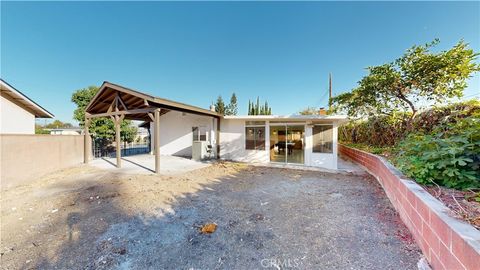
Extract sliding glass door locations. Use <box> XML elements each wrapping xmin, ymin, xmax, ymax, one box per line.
<box><xmin>269</xmin><ymin>124</ymin><xmax>304</xmax><ymax>164</ymax></box>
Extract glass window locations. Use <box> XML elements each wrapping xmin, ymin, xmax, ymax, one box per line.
<box><xmin>192</xmin><ymin>127</ymin><xmax>207</xmax><ymax>142</ymax></box>
<box><xmin>245</xmin><ymin>127</ymin><xmax>265</xmax><ymax>150</ymax></box>
<box><xmin>312</xmin><ymin>125</ymin><xmax>333</xmax><ymax>153</ymax></box>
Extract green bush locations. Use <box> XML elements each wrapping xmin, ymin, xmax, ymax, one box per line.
<box><xmin>339</xmin><ymin>99</ymin><xmax>480</xmax><ymax>148</ymax></box>
<box><xmin>411</xmin><ymin>99</ymin><xmax>480</xmax><ymax>134</ymax></box>
<box><xmin>339</xmin><ymin>114</ymin><xmax>407</xmax><ymax>147</ymax></box>
<box><xmin>393</xmin><ymin>116</ymin><xmax>480</xmax><ymax>189</ymax></box>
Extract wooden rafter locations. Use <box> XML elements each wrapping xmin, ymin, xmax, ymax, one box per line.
<box><xmin>117</xmin><ymin>93</ymin><xmax>128</xmax><ymax>111</ymax></box>
<box><xmin>87</xmin><ymin>108</ymin><xmax>157</xmax><ymax>119</ymax></box>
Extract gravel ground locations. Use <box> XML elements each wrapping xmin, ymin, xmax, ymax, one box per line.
<box><xmin>1</xmin><ymin>162</ymin><xmax>421</xmax><ymax>269</ymax></box>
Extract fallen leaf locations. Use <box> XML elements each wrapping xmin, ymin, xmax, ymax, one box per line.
<box><xmin>200</xmin><ymin>223</ymin><xmax>217</xmax><ymax>234</ymax></box>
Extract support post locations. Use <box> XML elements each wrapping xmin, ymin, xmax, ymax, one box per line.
<box><xmin>115</xmin><ymin>116</ymin><xmax>121</xmax><ymax>168</ymax></box>
<box><xmin>216</xmin><ymin>117</ymin><xmax>220</xmax><ymax>159</ymax></box>
<box><xmin>154</xmin><ymin>109</ymin><xmax>161</xmax><ymax>174</ymax></box>
<box><xmin>84</xmin><ymin>117</ymin><xmax>91</xmax><ymax>163</ymax></box>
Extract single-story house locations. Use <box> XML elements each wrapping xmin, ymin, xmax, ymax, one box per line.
<box><xmin>48</xmin><ymin>127</ymin><xmax>83</xmax><ymax>135</ymax></box>
<box><xmin>145</xmin><ymin>113</ymin><xmax>345</xmax><ymax>169</ymax></box>
<box><xmin>84</xmin><ymin>82</ymin><xmax>347</xmax><ymax>171</ymax></box>
<box><xmin>0</xmin><ymin>79</ymin><xmax>54</xmax><ymax>134</ymax></box>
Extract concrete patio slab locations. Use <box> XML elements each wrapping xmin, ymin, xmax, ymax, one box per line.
<box><xmin>90</xmin><ymin>154</ymin><xmax>211</xmax><ymax>175</ymax></box>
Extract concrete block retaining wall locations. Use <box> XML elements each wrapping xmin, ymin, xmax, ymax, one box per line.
<box><xmin>339</xmin><ymin>144</ymin><xmax>480</xmax><ymax>270</ymax></box>
<box><xmin>1</xmin><ymin>134</ymin><xmax>84</xmax><ymax>189</ymax></box>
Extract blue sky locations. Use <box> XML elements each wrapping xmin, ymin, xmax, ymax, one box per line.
<box><xmin>1</xmin><ymin>1</ymin><xmax>479</xmax><ymax>124</ymax></box>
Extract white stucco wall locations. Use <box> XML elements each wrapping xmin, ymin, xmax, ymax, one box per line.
<box><xmin>147</xmin><ymin>112</ymin><xmax>339</xmax><ymax>170</ymax></box>
<box><xmin>221</xmin><ymin>119</ymin><xmax>338</xmax><ymax>169</ymax></box>
<box><xmin>219</xmin><ymin>119</ymin><xmax>269</xmax><ymax>163</ymax></box>
<box><xmin>150</xmin><ymin>111</ymin><xmax>217</xmax><ymax>157</ymax></box>
<box><xmin>0</xmin><ymin>95</ymin><xmax>35</xmax><ymax>134</ymax></box>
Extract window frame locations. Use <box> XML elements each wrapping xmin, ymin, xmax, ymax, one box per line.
<box><xmin>312</xmin><ymin>124</ymin><xmax>334</xmax><ymax>154</ymax></box>
<box><xmin>245</xmin><ymin>121</ymin><xmax>266</xmax><ymax>151</ymax></box>
<box><xmin>192</xmin><ymin>126</ymin><xmax>208</xmax><ymax>142</ymax></box>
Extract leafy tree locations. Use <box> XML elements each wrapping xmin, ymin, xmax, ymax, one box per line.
<box><xmin>45</xmin><ymin>120</ymin><xmax>73</xmax><ymax>129</ymax></box>
<box><xmin>298</xmin><ymin>106</ymin><xmax>320</xmax><ymax>115</ymax></box>
<box><xmin>225</xmin><ymin>93</ymin><xmax>238</xmax><ymax>116</ymax></box>
<box><xmin>71</xmin><ymin>86</ymin><xmax>137</xmax><ymax>142</ymax></box>
<box><xmin>35</xmin><ymin>124</ymin><xmax>50</xmax><ymax>134</ymax></box>
<box><xmin>331</xmin><ymin>40</ymin><xmax>480</xmax><ymax>124</ymax></box>
<box><xmin>214</xmin><ymin>95</ymin><xmax>226</xmax><ymax>115</ymax></box>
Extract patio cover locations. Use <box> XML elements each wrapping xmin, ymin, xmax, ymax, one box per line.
<box><xmin>84</xmin><ymin>81</ymin><xmax>222</xmax><ymax>173</ymax></box>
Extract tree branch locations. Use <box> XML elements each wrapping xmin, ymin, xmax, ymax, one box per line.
<box><xmin>396</xmin><ymin>87</ymin><xmax>417</xmax><ymax>118</ymax></box>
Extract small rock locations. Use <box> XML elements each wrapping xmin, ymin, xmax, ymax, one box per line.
<box><xmin>51</xmin><ymin>209</ymin><xmax>59</xmax><ymax>213</ymax></box>
<box><xmin>417</xmin><ymin>257</ymin><xmax>431</xmax><ymax>270</ymax></box>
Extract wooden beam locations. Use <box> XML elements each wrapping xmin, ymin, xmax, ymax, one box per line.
<box><xmin>86</xmin><ymin>108</ymin><xmax>157</xmax><ymax>119</ymax></box>
<box><xmin>129</xmin><ymin>98</ymin><xmax>147</xmax><ymax>108</ymax></box>
<box><xmin>117</xmin><ymin>93</ymin><xmax>128</xmax><ymax>110</ymax></box>
<box><xmin>154</xmin><ymin>109</ymin><xmax>161</xmax><ymax>174</ymax></box>
<box><xmin>85</xmin><ymin>82</ymin><xmax>221</xmax><ymax>118</ymax></box>
<box><xmin>160</xmin><ymin>109</ymin><xmax>170</xmax><ymax>116</ymax></box>
<box><xmin>84</xmin><ymin>118</ymin><xmax>91</xmax><ymax>163</ymax></box>
<box><xmin>148</xmin><ymin>112</ymin><xmax>155</xmax><ymax>122</ymax></box>
<box><xmin>122</xmin><ymin>95</ymin><xmax>140</xmax><ymax>108</ymax></box>
<box><xmin>85</xmin><ymin>88</ymin><xmax>113</xmax><ymax>112</ymax></box>
<box><xmin>107</xmin><ymin>101</ymin><xmax>113</xmax><ymax>113</ymax></box>
<box><xmin>115</xmin><ymin>115</ymin><xmax>121</xmax><ymax>168</ymax></box>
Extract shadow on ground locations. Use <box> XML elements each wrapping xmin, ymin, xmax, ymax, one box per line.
<box><xmin>3</xmin><ymin>164</ymin><xmax>420</xmax><ymax>269</ymax></box>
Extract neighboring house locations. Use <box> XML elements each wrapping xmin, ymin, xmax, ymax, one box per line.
<box><xmin>135</xmin><ymin>127</ymin><xmax>149</xmax><ymax>143</ymax></box>
<box><xmin>48</xmin><ymin>128</ymin><xmax>83</xmax><ymax>135</ymax></box>
<box><xmin>0</xmin><ymin>79</ymin><xmax>54</xmax><ymax>134</ymax></box>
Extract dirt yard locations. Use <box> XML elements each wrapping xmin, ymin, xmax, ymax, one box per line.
<box><xmin>1</xmin><ymin>162</ymin><xmax>421</xmax><ymax>269</ymax></box>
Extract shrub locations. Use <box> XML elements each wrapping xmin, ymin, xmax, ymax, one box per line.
<box><xmin>339</xmin><ymin>114</ymin><xmax>407</xmax><ymax>147</ymax></box>
<box><xmin>339</xmin><ymin>99</ymin><xmax>480</xmax><ymax>148</ymax></box>
<box><xmin>411</xmin><ymin>99</ymin><xmax>480</xmax><ymax>134</ymax></box>
<box><xmin>393</xmin><ymin>116</ymin><xmax>480</xmax><ymax>189</ymax></box>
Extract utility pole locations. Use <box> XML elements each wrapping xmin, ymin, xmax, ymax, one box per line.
<box><xmin>328</xmin><ymin>73</ymin><xmax>333</xmax><ymax>112</ymax></box>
